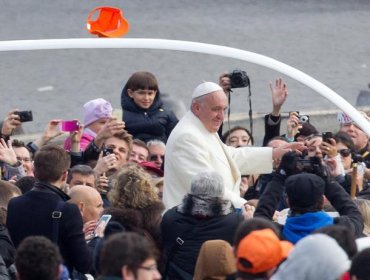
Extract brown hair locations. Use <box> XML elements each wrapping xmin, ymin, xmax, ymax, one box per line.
<box><xmin>100</xmin><ymin>232</ymin><xmax>157</xmax><ymax>277</ymax></box>
<box><xmin>125</xmin><ymin>71</ymin><xmax>159</xmax><ymax>92</ymax></box>
<box><xmin>132</xmin><ymin>139</ymin><xmax>149</xmax><ymax>157</ymax></box>
<box><xmin>108</xmin><ymin>164</ymin><xmax>159</xmax><ymax>209</ymax></box>
<box><xmin>11</xmin><ymin>139</ymin><xmax>26</xmax><ymax>148</ymax></box>
<box><xmin>113</xmin><ymin>130</ymin><xmax>133</xmax><ymax>160</ymax></box>
<box><xmin>15</xmin><ymin>236</ymin><xmax>62</xmax><ymax>280</ymax></box>
<box><xmin>33</xmin><ymin>144</ymin><xmax>70</xmax><ymax>183</ymax></box>
<box><xmin>0</xmin><ymin>180</ymin><xmax>21</xmax><ymax>207</ymax></box>
<box><xmin>222</xmin><ymin>125</ymin><xmax>254</xmax><ymax>145</ymax></box>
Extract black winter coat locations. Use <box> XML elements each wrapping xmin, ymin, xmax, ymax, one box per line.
<box><xmin>254</xmin><ymin>174</ymin><xmax>364</xmax><ymax>238</ymax></box>
<box><xmin>121</xmin><ymin>85</ymin><xmax>178</xmax><ymax>143</ymax></box>
<box><xmin>161</xmin><ymin>195</ymin><xmax>243</xmax><ymax>278</ymax></box>
<box><xmin>6</xmin><ymin>182</ymin><xmax>92</xmax><ymax>274</ymax></box>
<box><xmin>0</xmin><ymin>226</ymin><xmax>14</xmax><ymax>268</ymax></box>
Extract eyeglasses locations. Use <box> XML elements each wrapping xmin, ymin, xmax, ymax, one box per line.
<box><xmin>138</xmin><ymin>264</ymin><xmax>159</xmax><ymax>272</ymax></box>
<box><xmin>149</xmin><ymin>154</ymin><xmax>164</xmax><ymax>162</ymax></box>
<box><xmin>338</xmin><ymin>148</ymin><xmax>351</xmax><ymax>158</ymax></box>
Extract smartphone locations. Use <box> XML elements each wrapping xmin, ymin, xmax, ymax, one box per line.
<box><xmin>103</xmin><ymin>148</ymin><xmax>114</xmax><ymax>157</ymax></box>
<box><xmin>15</xmin><ymin>110</ymin><xmax>33</xmax><ymax>122</ymax></box>
<box><xmin>322</xmin><ymin>131</ymin><xmax>333</xmax><ymax>143</ymax></box>
<box><xmin>93</xmin><ymin>214</ymin><xmax>112</xmax><ymax>237</ymax></box>
<box><xmin>60</xmin><ymin>120</ymin><xmax>79</xmax><ymax>132</ymax></box>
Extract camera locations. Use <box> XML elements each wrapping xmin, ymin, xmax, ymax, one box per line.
<box><xmin>229</xmin><ymin>69</ymin><xmax>250</xmax><ymax>88</ymax></box>
<box><xmin>295</xmin><ymin>152</ymin><xmax>325</xmax><ymax>175</ymax></box>
<box><xmin>290</xmin><ymin>111</ymin><xmax>309</xmax><ymax>124</ymax></box>
<box><xmin>298</xmin><ymin>115</ymin><xmax>309</xmax><ymax>123</ymax></box>
<box><xmin>15</xmin><ymin>110</ymin><xmax>33</xmax><ymax>122</ymax></box>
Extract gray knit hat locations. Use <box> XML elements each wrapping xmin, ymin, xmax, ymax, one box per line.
<box><xmin>271</xmin><ymin>234</ymin><xmax>350</xmax><ymax>280</ymax></box>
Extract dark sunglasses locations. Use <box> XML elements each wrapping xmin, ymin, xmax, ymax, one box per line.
<box><xmin>150</xmin><ymin>154</ymin><xmax>165</xmax><ymax>161</ymax></box>
<box><xmin>338</xmin><ymin>148</ymin><xmax>351</xmax><ymax>158</ymax></box>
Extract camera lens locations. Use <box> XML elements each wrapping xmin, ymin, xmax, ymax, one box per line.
<box><xmin>299</xmin><ymin>115</ymin><xmax>309</xmax><ymax>123</ymax></box>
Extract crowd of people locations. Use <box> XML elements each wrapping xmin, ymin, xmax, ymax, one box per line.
<box><xmin>1</xmin><ymin>71</ymin><xmax>370</xmax><ymax>280</ymax></box>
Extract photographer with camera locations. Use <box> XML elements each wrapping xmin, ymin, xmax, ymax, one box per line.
<box><xmin>219</xmin><ymin>74</ymin><xmax>289</xmax><ymax>147</ymax></box>
<box><xmin>254</xmin><ymin>151</ymin><xmax>364</xmax><ymax>244</ymax></box>
<box><xmin>284</xmin><ymin>112</ymin><xmax>303</xmax><ymax>142</ymax></box>
<box><xmin>1</xmin><ymin>110</ymin><xmax>22</xmax><ymax>141</ymax></box>
<box><xmin>280</xmin><ymin>111</ymin><xmax>319</xmax><ymax>144</ymax></box>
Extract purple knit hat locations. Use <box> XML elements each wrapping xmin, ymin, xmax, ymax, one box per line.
<box><xmin>83</xmin><ymin>98</ymin><xmax>113</xmax><ymax>126</ymax></box>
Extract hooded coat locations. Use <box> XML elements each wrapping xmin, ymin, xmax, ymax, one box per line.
<box><xmin>271</xmin><ymin>234</ymin><xmax>349</xmax><ymax>280</ymax></box>
<box><xmin>161</xmin><ymin>195</ymin><xmax>243</xmax><ymax>279</ymax></box>
<box><xmin>193</xmin><ymin>240</ymin><xmax>236</xmax><ymax>280</ymax></box>
<box><xmin>121</xmin><ymin>85</ymin><xmax>178</xmax><ymax>143</ymax></box>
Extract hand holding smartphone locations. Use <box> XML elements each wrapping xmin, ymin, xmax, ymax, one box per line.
<box><xmin>322</xmin><ymin>132</ymin><xmax>334</xmax><ymax>143</ymax></box>
<box><xmin>60</xmin><ymin>120</ymin><xmax>80</xmax><ymax>132</ymax></box>
<box><xmin>103</xmin><ymin>148</ymin><xmax>114</xmax><ymax>157</ymax></box>
<box><xmin>92</xmin><ymin>214</ymin><xmax>112</xmax><ymax>238</ymax></box>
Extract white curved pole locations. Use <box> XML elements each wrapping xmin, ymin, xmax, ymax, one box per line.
<box><xmin>0</xmin><ymin>38</ymin><xmax>369</xmax><ymax>135</ymax></box>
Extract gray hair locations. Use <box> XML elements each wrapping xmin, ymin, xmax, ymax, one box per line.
<box><xmin>147</xmin><ymin>139</ymin><xmax>166</xmax><ymax>150</ymax></box>
<box><xmin>190</xmin><ymin>171</ymin><xmax>224</xmax><ymax>198</ymax></box>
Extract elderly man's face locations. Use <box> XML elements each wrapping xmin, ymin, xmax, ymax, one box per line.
<box><xmin>340</xmin><ymin>123</ymin><xmax>369</xmax><ymax>151</ymax></box>
<box><xmin>192</xmin><ymin>91</ymin><xmax>228</xmax><ymax>133</ymax></box>
<box><xmin>149</xmin><ymin>144</ymin><xmax>165</xmax><ymax>169</ymax></box>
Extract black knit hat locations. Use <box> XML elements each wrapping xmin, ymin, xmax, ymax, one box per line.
<box><xmin>285</xmin><ymin>173</ymin><xmax>325</xmax><ymax>209</ymax></box>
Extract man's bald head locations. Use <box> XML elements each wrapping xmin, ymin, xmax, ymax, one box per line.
<box><xmin>69</xmin><ymin>185</ymin><xmax>103</xmax><ymax>223</ymax></box>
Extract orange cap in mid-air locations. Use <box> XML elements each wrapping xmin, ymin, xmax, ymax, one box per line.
<box><xmin>86</xmin><ymin>6</ymin><xmax>129</xmax><ymax>38</ymax></box>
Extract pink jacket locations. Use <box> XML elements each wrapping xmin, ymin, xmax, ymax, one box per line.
<box><xmin>63</xmin><ymin>132</ymin><xmax>95</xmax><ymax>151</ymax></box>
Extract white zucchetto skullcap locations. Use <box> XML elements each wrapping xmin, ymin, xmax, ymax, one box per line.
<box><xmin>192</xmin><ymin>82</ymin><xmax>223</xmax><ymax>99</ymax></box>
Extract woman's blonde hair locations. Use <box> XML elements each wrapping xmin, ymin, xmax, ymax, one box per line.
<box><xmin>108</xmin><ymin>164</ymin><xmax>159</xmax><ymax>209</ymax></box>
<box><xmin>354</xmin><ymin>198</ymin><xmax>370</xmax><ymax>236</ymax></box>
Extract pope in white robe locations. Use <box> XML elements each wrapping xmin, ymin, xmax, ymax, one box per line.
<box><xmin>163</xmin><ymin>82</ymin><xmax>274</xmax><ymax>209</ymax></box>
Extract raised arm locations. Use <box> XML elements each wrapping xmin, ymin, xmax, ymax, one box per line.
<box><xmin>1</xmin><ymin>109</ymin><xmax>22</xmax><ymax>140</ymax></box>
<box><xmin>263</xmin><ymin>78</ymin><xmax>288</xmax><ymax>146</ymax></box>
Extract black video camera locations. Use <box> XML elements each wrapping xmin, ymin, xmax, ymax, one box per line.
<box><xmin>229</xmin><ymin>69</ymin><xmax>250</xmax><ymax>88</ymax></box>
<box><xmin>295</xmin><ymin>151</ymin><xmax>328</xmax><ymax>178</ymax></box>
<box><xmin>296</xmin><ymin>156</ymin><xmax>322</xmax><ymax>173</ymax></box>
